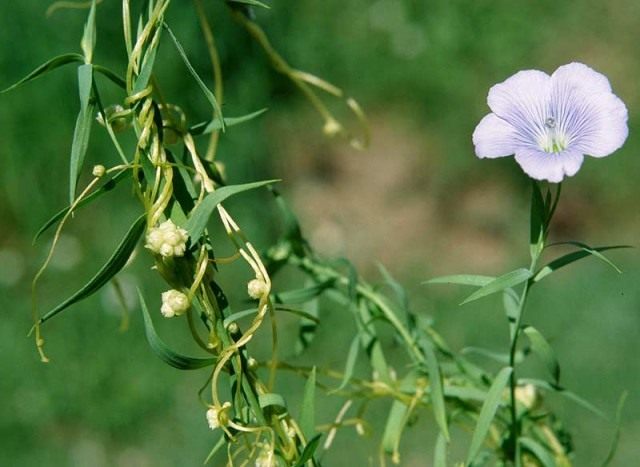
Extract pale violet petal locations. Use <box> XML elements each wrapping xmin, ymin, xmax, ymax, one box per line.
<box><xmin>514</xmin><ymin>148</ymin><xmax>584</xmax><ymax>183</ymax></box>
<box><xmin>487</xmin><ymin>70</ymin><xmax>551</xmax><ymax>142</ymax></box>
<box><xmin>551</xmin><ymin>62</ymin><xmax>612</xmax><ymax>94</ymax></box>
<box><xmin>472</xmin><ymin>113</ymin><xmax>518</xmax><ymax>158</ymax></box>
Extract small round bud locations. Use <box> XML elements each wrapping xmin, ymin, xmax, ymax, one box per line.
<box><xmin>145</xmin><ymin>220</ymin><xmax>189</xmax><ymax>258</ymax></box>
<box><xmin>92</xmin><ymin>165</ymin><xmax>106</xmax><ymax>177</ymax></box>
<box><xmin>227</xmin><ymin>322</ymin><xmax>239</xmax><ymax>334</ymax></box>
<box><xmin>247</xmin><ymin>357</ymin><xmax>258</xmax><ymax>370</ymax></box>
<box><xmin>255</xmin><ymin>450</ymin><xmax>276</xmax><ymax>467</ymax></box>
<box><xmin>323</xmin><ymin>118</ymin><xmax>342</xmax><ymax>137</ymax></box>
<box><xmin>247</xmin><ymin>278</ymin><xmax>268</xmax><ymax>300</ymax></box>
<box><xmin>160</xmin><ymin>289</ymin><xmax>190</xmax><ymax>318</ymax></box>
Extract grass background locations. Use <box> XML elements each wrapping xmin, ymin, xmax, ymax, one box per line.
<box><xmin>0</xmin><ymin>0</ymin><xmax>638</xmax><ymax>465</ymax></box>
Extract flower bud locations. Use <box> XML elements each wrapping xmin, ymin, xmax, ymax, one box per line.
<box><xmin>322</xmin><ymin>118</ymin><xmax>342</xmax><ymax>137</ymax></box>
<box><xmin>145</xmin><ymin>220</ymin><xmax>189</xmax><ymax>258</ymax></box>
<box><xmin>247</xmin><ymin>278</ymin><xmax>268</xmax><ymax>300</ymax></box>
<box><xmin>160</xmin><ymin>289</ymin><xmax>190</xmax><ymax>318</ymax></box>
<box><xmin>255</xmin><ymin>450</ymin><xmax>276</xmax><ymax>467</ymax></box>
<box><xmin>92</xmin><ymin>165</ymin><xmax>106</xmax><ymax>177</ymax></box>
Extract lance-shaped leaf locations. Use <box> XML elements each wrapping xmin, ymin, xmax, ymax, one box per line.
<box><xmin>258</xmin><ymin>393</ymin><xmax>287</xmax><ymax>415</ymax></box>
<box><xmin>523</xmin><ymin>326</ymin><xmax>560</xmax><ymax>385</ymax></box>
<box><xmin>434</xmin><ymin>431</ymin><xmax>448</xmax><ymax>467</ymax></box>
<box><xmin>466</xmin><ymin>366</ymin><xmax>512</xmax><ymax>465</ymax></box>
<box><xmin>382</xmin><ymin>374</ymin><xmax>416</xmax><ymax>460</ymax></box>
<box><xmin>294</xmin><ymin>434</ymin><xmax>322</xmax><ymax>467</ymax></box>
<box><xmin>421</xmin><ymin>337</ymin><xmax>450</xmax><ymax>441</ymax></box>
<box><xmin>34</xmin><ymin>170</ymin><xmax>130</xmax><ymax>243</ymax></box>
<box><xmin>139</xmin><ymin>290</ymin><xmax>216</xmax><ymax>370</ymax></box>
<box><xmin>163</xmin><ymin>23</ymin><xmax>224</xmax><ymax>129</ymax></box>
<box><xmin>69</xmin><ymin>64</ymin><xmax>95</xmax><ymax>203</ymax></box>
<box><xmin>185</xmin><ymin>179</ymin><xmax>279</xmax><ymax>242</ymax></box>
<box><xmin>533</xmin><ymin>244</ymin><xmax>630</xmax><ymax>283</ymax></box>
<box><xmin>601</xmin><ymin>391</ymin><xmax>628</xmax><ymax>467</ymax></box>
<box><xmin>519</xmin><ymin>437</ymin><xmax>556</xmax><ymax>467</ymax></box>
<box><xmin>39</xmin><ymin>214</ymin><xmax>145</xmax><ymax>324</ymax></box>
<box><xmin>461</xmin><ymin>269</ymin><xmax>532</xmax><ymax>305</ymax></box>
<box><xmin>329</xmin><ymin>335</ymin><xmax>359</xmax><ymax>393</ymax></box>
<box><xmin>80</xmin><ymin>0</ymin><xmax>97</xmax><ymax>63</ymax></box>
<box><xmin>189</xmin><ymin>108</ymin><xmax>269</xmax><ymax>135</ymax></box>
<box><xmin>274</xmin><ymin>279</ymin><xmax>335</xmax><ymax>304</ymax></box>
<box><xmin>424</xmin><ymin>274</ymin><xmax>495</xmax><ymax>287</ymax></box>
<box><xmin>1</xmin><ymin>53</ymin><xmax>84</xmax><ymax>93</ymax></box>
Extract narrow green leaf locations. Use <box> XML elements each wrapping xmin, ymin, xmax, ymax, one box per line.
<box><xmin>189</xmin><ymin>108</ymin><xmax>269</xmax><ymax>135</ymax></box>
<box><xmin>520</xmin><ymin>378</ymin><xmax>605</xmax><ymax>418</ymax></box>
<box><xmin>503</xmin><ymin>288</ymin><xmax>520</xmax><ymax>341</ymax></box>
<box><xmin>163</xmin><ymin>23</ymin><xmax>224</xmax><ymax>129</ymax></box>
<box><xmin>443</xmin><ymin>385</ymin><xmax>487</xmax><ymax>402</ymax></box>
<box><xmin>138</xmin><ymin>290</ymin><xmax>216</xmax><ymax>370</ymax></box>
<box><xmin>523</xmin><ymin>326</ymin><xmax>560</xmax><ymax>385</ymax></box>
<box><xmin>133</xmin><ymin>33</ymin><xmax>159</xmax><ymax>94</ymax></box>
<box><xmin>294</xmin><ymin>434</ymin><xmax>322</xmax><ymax>467</ymax></box>
<box><xmin>329</xmin><ymin>336</ymin><xmax>359</xmax><ymax>393</ymax></box>
<box><xmin>462</xmin><ymin>346</ymin><xmax>524</xmax><ymax>365</ymax></box>
<box><xmin>92</xmin><ymin>64</ymin><xmax>126</xmax><ymax>89</ymax></box>
<box><xmin>461</xmin><ymin>269</ymin><xmax>532</xmax><ymax>305</ymax></box>
<box><xmin>2</xmin><ymin>53</ymin><xmax>84</xmax><ymax>93</ymax></box>
<box><xmin>228</xmin><ymin>0</ymin><xmax>271</xmax><ymax>9</ymax></box>
<box><xmin>434</xmin><ymin>431</ymin><xmax>447</xmax><ymax>467</ymax></box>
<box><xmin>533</xmin><ymin>245</ymin><xmax>630</xmax><ymax>283</ymax></box>
<box><xmin>466</xmin><ymin>366</ymin><xmax>512</xmax><ymax>465</ymax></box>
<box><xmin>39</xmin><ymin>215</ymin><xmax>145</xmax><ymax>324</ymax></box>
<box><xmin>186</xmin><ymin>179</ymin><xmax>279</xmax><ymax>242</ymax></box>
<box><xmin>422</xmin><ymin>339</ymin><xmax>449</xmax><ymax>441</ymax></box>
<box><xmin>601</xmin><ymin>391</ymin><xmax>628</xmax><ymax>467</ymax></box>
<box><xmin>424</xmin><ymin>274</ymin><xmax>495</xmax><ymax>287</ymax></box>
<box><xmin>382</xmin><ymin>399</ymin><xmax>409</xmax><ymax>456</ymax></box>
<box><xmin>519</xmin><ymin>437</ymin><xmax>555</xmax><ymax>467</ymax></box>
<box><xmin>80</xmin><ymin>0</ymin><xmax>97</xmax><ymax>63</ymax></box>
<box><xmin>34</xmin><ymin>170</ymin><xmax>129</xmax><ymax>243</ymax></box>
<box><xmin>299</xmin><ymin>367</ymin><xmax>316</xmax><ymax>439</ymax></box>
<box><xmin>69</xmin><ymin>64</ymin><xmax>95</xmax><ymax>203</ymax></box>
<box><xmin>274</xmin><ymin>279</ymin><xmax>334</xmax><ymax>304</ymax></box>
<box><xmin>204</xmin><ymin>435</ymin><xmax>226</xmax><ymax>465</ymax></box>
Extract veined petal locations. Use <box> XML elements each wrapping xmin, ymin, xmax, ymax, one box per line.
<box><xmin>550</xmin><ymin>63</ymin><xmax>628</xmax><ymax>158</ymax></box>
<box><xmin>551</xmin><ymin>62</ymin><xmax>612</xmax><ymax>94</ymax></box>
<box><xmin>515</xmin><ymin>148</ymin><xmax>584</xmax><ymax>183</ymax></box>
<box><xmin>472</xmin><ymin>113</ymin><xmax>518</xmax><ymax>158</ymax></box>
<box><xmin>487</xmin><ymin>70</ymin><xmax>551</xmax><ymax>142</ymax></box>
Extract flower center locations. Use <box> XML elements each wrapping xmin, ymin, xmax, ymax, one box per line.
<box><xmin>538</xmin><ymin>117</ymin><xmax>568</xmax><ymax>153</ymax></box>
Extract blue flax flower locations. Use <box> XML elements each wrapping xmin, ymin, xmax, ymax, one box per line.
<box><xmin>473</xmin><ymin>62</ymin><xmax>628</xmax><ymax>182</ymax></box>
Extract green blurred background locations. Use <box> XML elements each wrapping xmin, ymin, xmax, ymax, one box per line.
<box><xmin>1</xmin><ymin>1</ymin><xmax>638</xmax><ymax>465</ymax></box>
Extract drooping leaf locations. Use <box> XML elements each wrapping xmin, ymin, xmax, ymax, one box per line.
<box><xmin>461</xmin><ymin>269</ymin><xmax>532</xmax><ymax>305</ymax></box>
<box><xmin>189</xmin><ymin>108</ymin><xmax>269</xmax><ymax>135</ymax></box>
<box><xmin>299</xmin><ymin>366</ymin><xmax>316</xmax><ymax>439</ymax></box>
<box><xmin>34</xmin><ymin>170</ymin><xmax>129</xmax><ymax>243</ymax></box>
<box><xmin>294</xmin><ymin>434</ymin><xmax>322</xmax><ymax>467</ymax></box>
<box><xmin>185</xmin><ymin>179</ymin><xmax>279</xmax><ymax>242</ymax></box>
<box><xmin>39</xmin><ymin>214</ymin><xmax>146</xmax><ymax>324</ymax></box>
<box><xmin>533</xmin><ymin>244</ymin><xmax>630</xmax><ymax>283</ymax></box>
<box><xmin>424</xmin><ymin>274</ymin><xmax>495</xmax><ymax>287</ymax></box>
<box><xmin>258</xmin><ymin>393</ymin><xmax>287</xmax><ymax>415</ymax></box>
<box><xmin>1</xmin><ymin>53</ymin><xmax>84</xmax><ymax>93</ymax></box>
<box><xmin>138</xmin><ymin>290</ymin><xmax>216</xmax><ymax>370</ymax></box>
<box><xmin>162</xmin><ymin>23</ymin><xmax>224</xmax><ymax>129</ymax></box>
<box><xmin>92</xmin><ymin>64</ymin><xmax>126</xmax><ymax>89</ymax></box>
<box><xmin>227</xmin><ymin>0</ymin><xmax>271</xmax><ymax>9</ymax></box>
<box><xmin>523</xmin><ymin>326</ymin><xmax>560</xmax><ymax>385</ymax></box>
<box><xmin>466</xmin><ymin>366</ymin><xmax>512</xmax><ymax>465</ymax></box>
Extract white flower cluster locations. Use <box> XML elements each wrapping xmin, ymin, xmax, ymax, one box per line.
<box><xmin>206</xmin><ymin>402</ymin><xmax>231</xmax><ymax>430</ymax></box>
<box><xmin>145</xmin><ymin>220</ymin><xmax>189</xmax><ymax>258</ymax></box>
<box><xmin>247</xmin><ymin>278</ymin><xmax>268</xmax><ymax>300</ymax></box>
<box><xmin>160</xmin><ymin>289</ymin><xmax>190</xmax><ymax>318</ymax></box>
